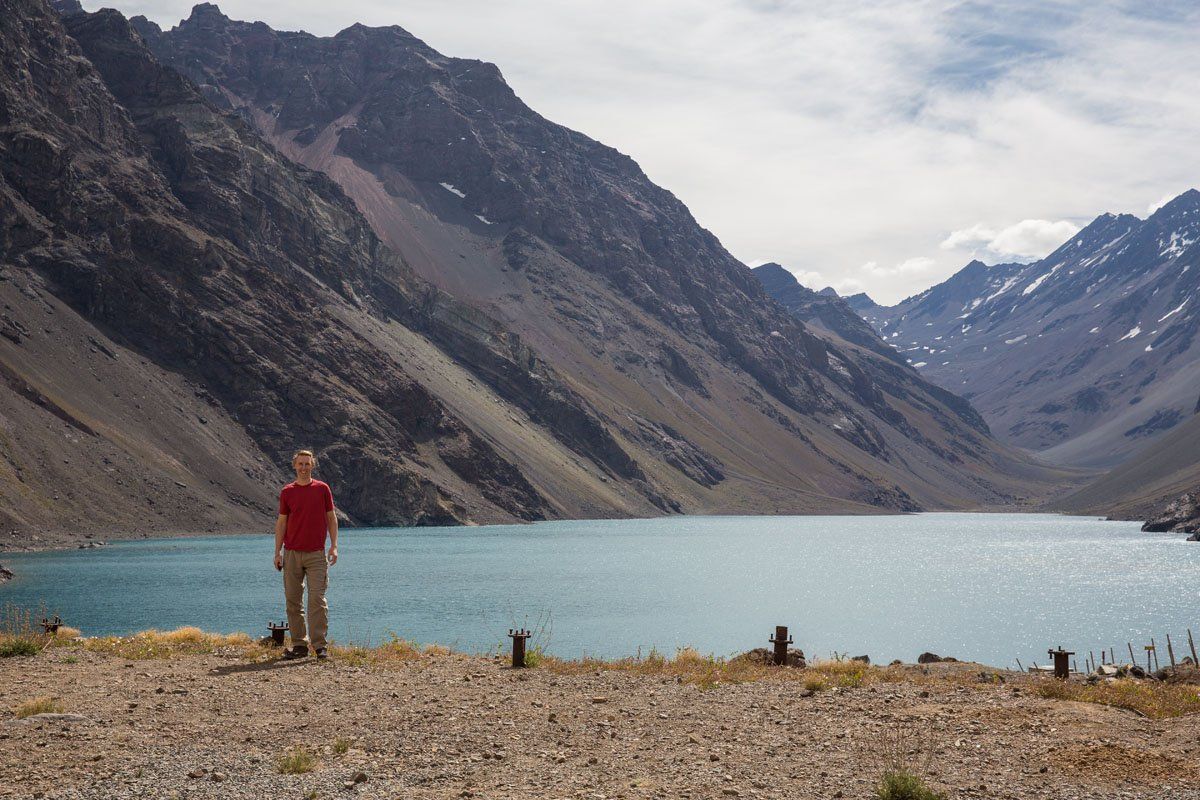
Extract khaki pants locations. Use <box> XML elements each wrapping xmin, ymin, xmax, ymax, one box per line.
<box><xmin>283</xmin><ymin>549</ymin><xmax>329</xmax><ymax>650</ymax></box>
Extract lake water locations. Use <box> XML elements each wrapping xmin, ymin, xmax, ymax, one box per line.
<box><xmin>3</xmin><ymin>513</ymin><xmax>1197</xmax><ymax>668</ymax></box>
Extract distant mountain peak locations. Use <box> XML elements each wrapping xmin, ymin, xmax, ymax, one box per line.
<box><xmin>818</xmin><ymin>286</ymin><xmax>839</xmax><ymax>297</ymax></box>
<box><xmin>186</xmin><ymin>3</ymin><xmax>229</xmax><ymax>22</ymax></box>
<box><xmin>1148</xmin><ymin>188</ymin><xmax>1200</xmax><ymax>223</ymax></box>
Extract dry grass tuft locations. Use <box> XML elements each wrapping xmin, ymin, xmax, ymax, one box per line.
<box><xmin>328</xmin><ymin>634</ymin><xmax>430</xmax><ymax>667</ymax></box>
<box><xmin>536</xmin><ymin>647</ymin><xmax>893</xmax><ymax>689</ymax></box>
<box><xmin>0</xmin><ymin>604</ymin><xmax>52</xmax><ymax>657</ymax></box>
<box><xmin>1034</xmin><ymin>678</ymin><xmax>1200</xmax><ymax>719</ymax></box>
<box><xmin>81</xmin><ymin>628</ymin><xmax>261</xmax><ymax>660</ymax></box>
<box><xmin>14</xmin><ymin>696</ymin><xmax>63</xmax><ymax>719</ymax></box>
<box><xmin>278</xmin><ymin>746</ymin><xmax>317</xmax><ymax>774</ymax></box>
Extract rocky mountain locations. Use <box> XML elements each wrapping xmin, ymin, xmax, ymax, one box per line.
<box><xmin>0</xmin><ymin>0</ymin><xmax>1063</xmax><ymax>547</ymax></box>
<box><xmin>137</xmin><ymin>6</ymin><xmax>1063</xmax><ymax>505</ymax></box>
<box><xmin>855</xmin><ymin>194</ymin><xmax>1200</xmax><ymax>470</ymax></box>
<box><xmin>753</xmin><ymin>264</ymin><xmax>910</xmax><ymax>369</ymax></box>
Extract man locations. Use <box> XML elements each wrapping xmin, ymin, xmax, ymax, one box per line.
<box><xmin>274</xmin><ymin>449</ymin><xmax>338</xmax><ymax>660</ymax></box>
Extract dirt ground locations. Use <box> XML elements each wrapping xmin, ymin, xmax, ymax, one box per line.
<box><xmin>1</xmin><ymin>644</ymin><xmax>1198</xmax><ymax>800</ymax></box>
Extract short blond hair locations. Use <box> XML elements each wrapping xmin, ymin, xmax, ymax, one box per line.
<box><xmin>291</xmin><ymin>449</ymin><xmax>316</xmax><ymax>465</ymax></box>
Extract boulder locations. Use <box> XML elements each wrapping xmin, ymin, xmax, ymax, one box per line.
<box><xmin>0</xmin><ymin>564</ymin><xmax>12</xmax><ymax>583</ymax></box>
<box><xmin>1141</xmin><ymin>491</ymin><xmax>1200</xmax><ymax>534</ymax></box>
<box><xmin>850</xmin><ymin>655</ymin><xmax>870</xmax><ymax>665</ymax></box>
<box><xmin>917</xmin><ymin>652</ymin><xmax>957</xmax><ymax>664</ymax></box>
<box><xmin>736</xmin><ymin>647</ymin><xmax>806</xmax><ymax>668</ymax></box>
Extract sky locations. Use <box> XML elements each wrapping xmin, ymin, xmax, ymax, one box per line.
<box><xmin>105</xmin><ymin>1</ymin><xmax>1200</xmax><ymax>305</ymax></box>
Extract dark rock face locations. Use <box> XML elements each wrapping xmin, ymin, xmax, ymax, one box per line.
<box><xmin>128</xmin><ymin>5</ymin><xmax>1057</xmax><ymax>517</ymax></box>
<box><xmin>140</xmin><ymin>8</ymin><xmax>839</xmax><ymax>419</ymax></box>
<box><xmin>0</xmin><ymin>564</ymin><xmax>12</xmax><ymax>582</ymax></box>
<box><xmin>1141</xmin><ymin>491</ymin><xmax>1200</xmax><ymax>534</ymax></box>
<box><xmin>2</xmin><ymin>0</ymin><xmax>564</xmax><ymax>528</ymax></box>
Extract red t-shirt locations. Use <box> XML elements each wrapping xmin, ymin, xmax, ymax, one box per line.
<box><xmin>278</xmin><ymin>480</ymin><xmax>334</xmax><ymax>552</ymax></box>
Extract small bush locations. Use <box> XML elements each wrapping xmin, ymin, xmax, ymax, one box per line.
<box><xmin>523</xmin><ymin>644</ymin><xmax>546</xmax><ymax>668</ymax></box>
<box><xmin>804</xmin><ymin>675</ymin><xmax>828</xmax><ymax>692</ymax></box>
<box><xmin>333</xmin><ymin>737</ymin><xmax>351</xmax><ymax>755</ymax></box>
<box><xmin>15</xmin><ymin>696</ymin><xmax>63</xmax><ymax>719</ymax></box>
<box><xmin>876</xmin><ymin>768</ymin><xmax>947</xmax><ymax>800</ymax></box>
<box><xmin>0</xmin><ymin>638</ymin><xmax>41</xmax><ymax>658</ymax></box>
<box><xmin>278</xmin><ymin>746</ymin><xmax>317</xmax><ymax>774</ymax></box>
<box><xmin>0</xmin><ymin>604</ymin><xmax>51</xmax><ymax>658</ymax></box>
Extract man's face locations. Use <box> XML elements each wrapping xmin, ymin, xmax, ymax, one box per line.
<box><xmin>293</xmin><ymin>455</ymin><xmax>315</xmax><ymax>480</ymax></box>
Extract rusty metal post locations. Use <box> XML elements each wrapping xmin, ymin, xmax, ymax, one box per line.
<box><xmin>1167</xmin><ymin>634</ymin><xmax>1177</xmax><ymax>669</ymax></box>
<box><xmin>1189</xmin><ymin>629</ymin><xmax>1198</xmax><ymax>665</ymax></box>
<box><xmin>267</xmin><ymin>621</ymin><xmax>288</xmax><ymax>646</ymax></box>
<box><xmin>1047</xmin><ymin>647</ymin><xmax>1073</xmax><ymax>679</ymax></box>
<box><xmin>509</xmin><ymin>628</ymin><xmax>531</xmax><ymax>669</ymax></box>
<box><xmin>769</xmin><ymin>626</ymin><xmax>793</xmax><ymax>666</ymax></box>
<box><xmin>40</xmin><ymin>616</ymin><xmax>62</xmax><ymax>634</ymax></box>
<box><xmin>1144</xmin><ymin>644</ymin><xmax>1154</xmax><ymax>673</ymax></box>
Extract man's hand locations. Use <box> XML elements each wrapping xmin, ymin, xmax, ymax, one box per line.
<box><xmin>327</xmin><ymin>548</ymin><xmax>338</xmax><ymax>566</ymax></box>
<box><xmin>274</xmin><ymin>552</ymin><xmax>284</xmax><ymax>571</ymax></box>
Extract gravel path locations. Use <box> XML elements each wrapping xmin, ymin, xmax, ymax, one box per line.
<box><xmin>1</xmin><ymin>648</ymin><xmax>1198</xmax><ymax>799</ymax></box>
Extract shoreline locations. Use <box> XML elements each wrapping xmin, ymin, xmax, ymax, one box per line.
<box><xmin>0</xmin><ymin>507</ymin><xmax>1132</xmax><ymax>559</ymax></box>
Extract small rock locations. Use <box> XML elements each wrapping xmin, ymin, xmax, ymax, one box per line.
<box><xmin>210</xmin><ymin>772</ymin><xmax>226</xmax><ymax>783</ymax></box>
<box><xmin>20</xmin><ymin>713</ymin><xmax>92</xmax><ymax>724</ymax></box>
<box><xmin>591</xmin><ymin>697</ymin><xmax>608</xmax><ymax>704</ymax></box>
<box><xmin>350</xmin><ymin>771</ymin><xmax>368</xmax><ymax>784</ymax></box>
<box><xmin>188</xmin><ymin>768</ymin><xmax>207</xmax><ymax>779</ymax></box>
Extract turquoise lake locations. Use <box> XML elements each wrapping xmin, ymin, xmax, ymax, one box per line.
<box><xmin>2</xmin><ymin>513</ymin><xmax>1196</xmax><ymax>668</ymax></box>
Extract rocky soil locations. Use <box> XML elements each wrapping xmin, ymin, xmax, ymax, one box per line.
<box><xmin>2</xmin><ymin>647</ymin><xmax>1198</xmax><ymax>799</ymax></box>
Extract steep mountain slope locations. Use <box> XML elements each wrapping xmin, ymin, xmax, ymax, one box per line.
<box><xmin>753</xmin><ymin>264</ymin><xmax>909</xmax><ymax>368</ymax></box>
<box><xmin>127</xmin><ymin>4</ymin><xmax>1063</xmax><ymax>513</ymax></box>
<box><xmin>859</xmin><ymin>194</ymin><xmax>1200</xmax><ymax>469</ymax></box>
<box><xmin>1</xmin><ymin>0</ymin><xmax>703</xmax><ymax>542</ymax></box>
<box><xmin>1056</xmin><ymin>411</ymin><xmax>1200</xmax><ymax>521</ymax></box>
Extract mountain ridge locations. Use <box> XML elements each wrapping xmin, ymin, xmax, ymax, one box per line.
<box><xmin>0</xmin><ymin>0</ymin><xmax>1068</xmax><ymax>548</ymax></box>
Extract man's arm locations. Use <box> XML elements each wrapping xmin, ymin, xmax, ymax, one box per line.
<box><xmin>326</xmin><ymin>510</ymin><xmax>339</xmax><ymax>565</ymax></box>
<box><xmin>274</xmin><ymin>514</ymin><xmax>287</xmax><ymax>570</ymax></box>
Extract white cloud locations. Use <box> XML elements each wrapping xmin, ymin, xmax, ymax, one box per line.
<box><xmin>941</xmin><ymin>219</ymin><xmax>1081</xmax><ymax>260</ymax></box>
<box><xmin>830</xmin><ymin>277</ymin><xmax>866</xmax><ymax>295</ymax></box>
<box><xmin>789</xmin><ymin>269</ymin><xmax>827</xmax><ymax>289</ymax></box>
<box><xmin>110</xmin><ymin>0</ymin><xmax>1200</xmax><ymax>305</ymax></box>
<box><xmin>861</xmin><ymin>257</ymin><xmax>937</xmax><ymax>278</ymax></box>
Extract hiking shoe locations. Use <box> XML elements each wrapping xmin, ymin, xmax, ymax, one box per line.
<box><xmin>281</xmin><ymin>647</ymin><xmax>308</xmax><ymax>660</ymax></box>
<box><xmin>315</xmin><ymin>647</ymin><xmax>329</xmax><ymax>660</ymax></box>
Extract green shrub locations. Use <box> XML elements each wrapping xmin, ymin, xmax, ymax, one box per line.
<box><xmin>0</xmin><ymin>638</ymin><xmax>41</xmax><ymax>658</ymax></box>
<box><xmin>278</xmin><ymin>746</ymin><xmax>317</xmax><ymax>774</ymax></box>
<box><xmin>876</xmin><ymin>768</ymin><xmax>947</xmax><ymax>800</ymax></box>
